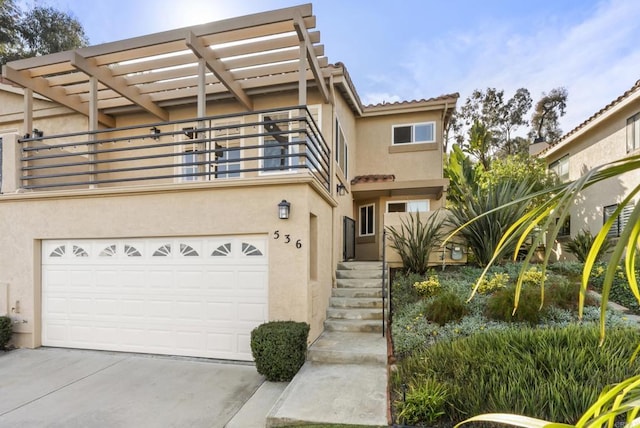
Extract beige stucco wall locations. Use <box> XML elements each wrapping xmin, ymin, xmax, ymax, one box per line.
<box><xmin>544</xmin><ymin>97</ymin><xmax>640</xmax><ymax>260</ymax></box>
<box><xmin>0</xmin><ymin>177</ymin><xmax>334</xmax><ymax>348</ymax></box>
<box><xmin>354</xmin><ymin>110</ymin><xmax>444</xmax><ymax>181</ymax></box>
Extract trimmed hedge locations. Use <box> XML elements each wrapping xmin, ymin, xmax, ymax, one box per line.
<box><xmin>250</xmin><ymin>321</ymin><xmax>309</xmax><ymax>381</ymax></box>
<box><xmin>0</xmin><ymin>316</ymin><xmax>12</xmax><ymax>350</ymax></box>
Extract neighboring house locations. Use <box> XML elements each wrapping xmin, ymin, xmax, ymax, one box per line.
<box><xmin>535</xmin><ymin>79</ymin><xmax>640</xmax><ymax>260</ymax></box>
<box><xmin>0</xmin><ymin>4</ymin><xmax>458</xmax><ymax>360</ymax></box>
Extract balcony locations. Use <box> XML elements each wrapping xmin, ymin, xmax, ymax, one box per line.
<box><xmin>13</xmin><ymin>106</ymin><xmax>330</xmax><ymax>193</ymax></box>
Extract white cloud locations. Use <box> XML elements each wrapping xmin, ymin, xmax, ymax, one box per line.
<box><xmin>379</xmin><ymin>0</ymin><xmax>640</xmax><ymax>136</ymax></box>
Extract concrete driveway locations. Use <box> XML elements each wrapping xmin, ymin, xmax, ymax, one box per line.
<box><xmin>0</xmin><ymin>347</ymin><xmax>264</xmax><ymax>427</ymax></box>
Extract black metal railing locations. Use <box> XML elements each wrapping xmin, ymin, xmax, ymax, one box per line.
<box><xmin>343</xmin><ymin>216</ymin><xmax>355</xmax><ymax>261</ymax></box>
<box><xmin>382</xmin><ymin>228</ymin><xmax>387</xmax><ymax>337</ymax></box>
<box><xmin>18</xmin><ymin>106</ymin><xmax>330</xmax><ymax>192</ymax></box>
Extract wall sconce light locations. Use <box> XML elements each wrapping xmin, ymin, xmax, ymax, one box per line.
<box><xmin>32</xmin><ymin>129</ymin><xmax>44</xmax><ymax>138</ymax></box>
<box><xmin>278</xmin><ymin>199</ymin><xmax>291</xmax><ymax>219</ymax></box>
<box><xmin>150</xmin><ymin>127</ymin><xmax>160</xmax><ymax>140</ymax></box>
<box><xmin>336</xmin><ymin>183</ymin><xmax>346</xmax><ymax>196</ymax></box>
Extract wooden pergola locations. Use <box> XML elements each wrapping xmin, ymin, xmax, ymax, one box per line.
<box><xmin>2</xmin><ymin>3</ymin><xmax>330</xmax><ymax>130</ymax></box>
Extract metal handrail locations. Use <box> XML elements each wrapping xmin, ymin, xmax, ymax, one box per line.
<box><xmin>18</xmin><ymin>105</ymin><xmax>331</xmax><ymax>192</ymax></box>
<box><xmin>382</xmin><ymin>228</ymin><xmax>387</xmax><ymax>337</ymax></box>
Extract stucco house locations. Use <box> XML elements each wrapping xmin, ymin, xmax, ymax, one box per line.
<box><xmin>535</xmin><ymin>79</ymin><xmax>640</xmax><ymax>259</ymax></box>
<box><xmin>0</xmin><ymin>4</ymin><xmax>458</xmax><ymax>360</ymax></box>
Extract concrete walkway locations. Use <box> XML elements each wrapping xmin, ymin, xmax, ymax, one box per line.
<box><xmin>225</xmin><ymin>330</ymin><xmax>389</xmax><ymax>427</ymax></box>
<box><xmin>0</xmin><ymin>347</ymin><xmax>264</xmax><ymax>428</ymax></box>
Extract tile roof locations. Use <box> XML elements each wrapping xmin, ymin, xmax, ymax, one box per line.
<box><xmin>539</xmin><ymin>79</ymin><xmax>640</xmax><ymax>156</ymax></box>
<box><xmin>351</xmin><ymin>174</ymin><xmax>396</xmax><ymax>185</ymax></box>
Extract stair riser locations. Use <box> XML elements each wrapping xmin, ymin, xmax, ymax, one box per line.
<box><xmin>327</xmin><ymin>309</ymin><xmax>383</xmax><ymax>320</ymax></box>
<box><xmin>336</xmin><ymin>270</ymin><xmax>383</xmax><ymax>279</ymax></box>
<box><xmin>330</xmin><ymin>298</ymin><xmax>383</xmax><ymax>309</ymax></box>
<box><xmin>337</xmin><ymin>262</ymin><xmax>383</xmax><ymax>270</ymax></box>
<box><xmin>336</xmin><ymin>279</ymin><xmax>382</xmax><ymax>288</ymax></box>
<box><xmin>324</xmin><ymin>321</ymin><xmax>383</xmax><ymax>333</ymax></box>
<box><xmin>307</xmin><ymin>350</ymin><xmax>387</xmax><ymax>365</ymax></box>
<box><xmin>331</xmin><ymin>289</ymin><xmax>382</xmax><ymax>298</ymax></box>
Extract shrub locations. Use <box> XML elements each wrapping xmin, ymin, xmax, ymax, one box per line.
<box><xmin>485</xmin><ymin>284</ymin><xmax>547</xmax><ymax>325</ymax></box>
<box><xmin>477</xmin><ymin>272</ymin><xmax>510</xmax><ymax>294</ymax></box>
<box><xmin>0</xmin><ymin>316</ymin><xmax>11</xmax><ymax>350</ymax></box>
<box><xmin>250</xmin><ymin>321</ymin><xmax>309</xmax><ymax>381</ymax></box>
<box><xmin>563</xmin><ymin>229</ymin><xmax>613</xmax><ymax>263</ymax></box>
<box><xmin>413</xmin><ymin>275</ymin><xmax>441</xmax><ymax>296</ymax></box>
<box><xmin>386</xmin><ymin>211</ymin><xmax>445</xmax><ymax>275</ymax></box>
<box><xmin>394</xmin><ymin>378</ymin><xmax>448</xmax><ymax>425</ymax></box>
<box><xmin>393</xmin><ymin>325</ymin><xmax>640</xmax><ymax>426</ymax></box>
<box><xmin>391</xmin><ymin>272</ymin><xmax>424</xmax><ymax>311</ymax></box>
<box><xmin>426</xmin><ymin>291</ymin><xmax>469</xmax><ymax>326</ymax></box>
<box><xmin>521</xmin><ymin>267</ymin><xmax>546</xmax><ymax>286</ymax></box>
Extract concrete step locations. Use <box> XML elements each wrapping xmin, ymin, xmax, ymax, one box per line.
<box><xmin>335</xmin><ymin>269</ymin><xmax>382</xmax><ymax>279</ymax></box>
<box><xmin>336</xmin><ymin>278</ymin><xmax>382</xmax><ymax>288</ymax></box>
<box><xmin>326</xmin><ymin>307</ymin><xmax>383</xmax><ymax>320</ymax></box>
<box><xmin>266</xmin><ymin>362</ymin><xmax>387</xmax><ymax>427</ymax></box>
<box><xmin>337</xmin><ymin>261</ymin><xmax>383</xmax><ymax>270</ymax></box>
<box><xmin>331</xmin><ymin>287</ymin><xmax>382</xmax><ymax>298</ymax></box>
<box><xmin>329</xmin><ymin>296</ymin><xmax>383</xmax><ymax>309</ymax></box>
<box><xmin>306</xmin><ymin>331</ymin><xmax>387</xmax><ymax>365</ymax></box>
<box><xmin>324</xmin><ymin>319</ymin><xmax>384</xmax><ymax>333</ymax></box>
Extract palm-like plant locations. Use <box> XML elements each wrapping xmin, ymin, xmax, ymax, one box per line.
<box><xmin>386</xmin><ymin>211</ymin><xmax>445</xmax><ymax>275</ymax></box>
<box><xmin>564</xmin><ymin>229</ymin><xmax>614</xmax><ymax>263</ymax></box>
<box><xmin>448</xmin><ymin>153</ymin><xmax>640</xmax><ymax>427</ymax></box>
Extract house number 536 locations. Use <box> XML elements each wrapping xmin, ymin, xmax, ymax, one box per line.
<box><xmin>273</xmin><ymin>230</ymin><xmax>302</xmax><ymax>249</ymax></box>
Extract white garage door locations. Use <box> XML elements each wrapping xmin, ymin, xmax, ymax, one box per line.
<box><xmin>42</xmin><ymin>236</ymin><xmax>268</xmax><ymax>361</ymax></box>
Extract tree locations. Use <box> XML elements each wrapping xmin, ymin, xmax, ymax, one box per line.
<box><xmin>456</xmin><ymin>87</ymin><xmax>532</xmax><ymax>165</ymax></box>
<box><xmin>445</xmin><ymin>146</ymin><xmax>552</xmax><ymax>266</ymax></box>
<box><xmin>529</xmin><ymin>87</ymin><xmax>568</xmax><ymax>143</ymax></box>
<box><xmin>0</xmin><ymin>3</ymin><xmax>87</xmax><ymax>65</ymax></box>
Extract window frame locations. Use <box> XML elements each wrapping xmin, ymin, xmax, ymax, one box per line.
<box><xmin>386</xmin><ymin>199</ymin><xmax>430</xmax><ymax>213</ymax></box>
<box><xmin>627</xmin><ymin>112</ymin><xmax>640</xmax><ymax>153</ymax></box>
<box><xmin>359</xmin><ymin>203</ymin><xmax>375</xmax><ymax>237</ymax></box>
<box><xmin>603</xmin><ymin>202</ymin><xmax>634</xmax><ymax>239</ymax></box>
<box><xmin>335</xmin><ymin>118</ymin><xmax>348</xmax><ymax>178</ymax></box>
<box><xmin>259</xmin><ymin>106</ymin><xmax>321</xmax><ymax>175</ymax></box>
<box><xmin>392</xmin><ymin>122</ymin><xmax>436</xmax><ymax>146</ymax></box>
<box><xmin>549</xmin><ymin>154</ymin><xmax>569</xmax><ymax>182</ymax></box>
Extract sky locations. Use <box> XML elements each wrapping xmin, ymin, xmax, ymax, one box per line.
<box><xmin>18</xmin><ymin>0</ymin><xmax>640</xmax><ymax>136</ymax></box>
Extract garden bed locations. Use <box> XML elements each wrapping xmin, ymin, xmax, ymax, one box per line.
<box><xmin>390</xmin><ymin>262</ymin><xmax>640</xmax><ymax>427</ymax></box>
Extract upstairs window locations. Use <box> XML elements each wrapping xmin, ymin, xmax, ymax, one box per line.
<box><xmin>392</xmin><ymin>122</ymin><xmax>435</xmax><ymax>145</ymax></box>
<box><xmin>549</xmin><ymin>154</ymin><xmax>569</xmax><ymax>182</ymax></box>
<box><xmin>335</xmin><ymin>119</ymin><xmax>348</xmax><ymax>178</ymax></box>
<box><xmin>627</xmin><ymin>113</ymin><xmax>640</xmax><ymax>153</ymax></box>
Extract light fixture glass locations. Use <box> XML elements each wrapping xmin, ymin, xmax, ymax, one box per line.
<box><xmin>278</xmin><ymin>199</ymin><xmax>291</xmax><ymax>219</ymax></box>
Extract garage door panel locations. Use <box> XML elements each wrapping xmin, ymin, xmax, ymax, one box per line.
<box><xmin>42</xmin><ymin>236</ymin><xmax>268</xmax><ymax>361</ymax></box>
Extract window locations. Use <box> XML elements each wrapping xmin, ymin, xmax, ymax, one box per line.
<box><xmin>557</xmin><ymin>216</ymin><xmax>570</xmax><ymax>237</ymax></box>
<box><xmin>392</xmin><ymin>122</ymin><xmax>435</xmax><ymax>145</ymax></box>
<box><xmin>359</xmin><ymin>204</ymin><xmax>375</xmax><ymax>236</ymax></box>
<box><xmin>627</xmin><ymin>113</ymin><xmax>640</xmax><ymax>153</ymax></box>
<box><xmin>179</xmin><ymin>121</ymin><xmax>243</xmax><ymax>181</ymax></box>
<box><xmin>335</xmin><ymin>119</ymin><xmax>348</xmax><ymax>177</ymax></box>
<box><xmin>386</xmin><ymin>200</ymin><xmax>430</xmax><ymax>213</ymax></box>
<box><xmin>603</xmin><ymin>202</ymin><xmax>634</xmax><ymax>238</ymax></box>
<box><xmin>261</xmin><ymin>112</ymin><xmax>298</xmax><ymax>173</ymax></box>
<box><xmin>213</xmin><ymin>121</ymin><xmax>242</xmax><ymax>179</ymax></box>
<box><xmin>549</xmin><ymin>155</ymin><xmax>569</xmax><ymax>182</ymax></box>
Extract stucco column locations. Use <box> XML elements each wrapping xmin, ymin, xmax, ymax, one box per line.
<box><xmin>1</xmin><ymin>133</ymin><xmax>22</xmax><ymax>194</ymax></box>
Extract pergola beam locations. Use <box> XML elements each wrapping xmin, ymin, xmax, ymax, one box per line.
<box><xmin>293</xmin><ymin>13</ymin><xmax>330</xmax><ymax>103</ymax></box>
<box><xmin>185</xmin><ymin>31</ymin><xmax>253</xmax><ymax>111</ymax></box>
<box><xmin>3</xmin><ymin>64</ymin><xmax>115</xmax><ymax>127</ymax></box>
<box><xmin>71</xmin><ymin>53</ymin><xmax>169</xmax><ymax>121</ymax></box>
